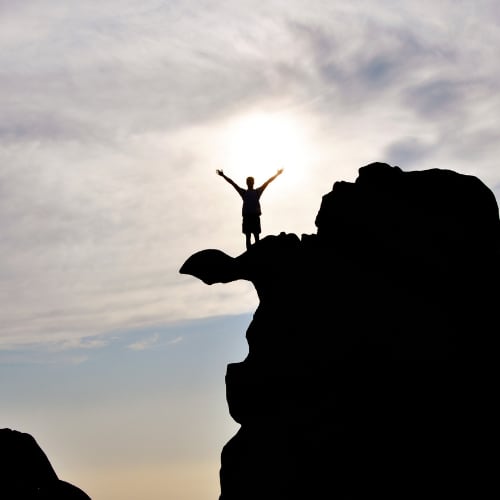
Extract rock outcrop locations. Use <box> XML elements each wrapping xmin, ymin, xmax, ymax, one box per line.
<box><xmin>180</xmin><ymin>162</ymin><xmax>500</xmax><ymax>499</ymax></box>
<box><xmin>0</xmin><ymin>428</ymin><xmax>91</xmax><ymax>499</ymax></box>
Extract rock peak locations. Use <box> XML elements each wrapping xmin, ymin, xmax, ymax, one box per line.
<box><xmin>181</xmin><ymin>163</ymin><xmax>500</xmax><ymax>499</ymax></box>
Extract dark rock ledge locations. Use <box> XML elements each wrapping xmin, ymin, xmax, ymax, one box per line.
<box><xmin>181</xmin><ymin>162</ymin><xmax>500</xmax><ymax>500</ymax></box>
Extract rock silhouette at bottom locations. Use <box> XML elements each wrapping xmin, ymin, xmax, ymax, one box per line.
<box><xmin>0</xmin><ymin>428</ymin><xmax>91</xmax><ymax>499</ymax></box>
<box><xmin>180</xmin><ymin>162</ymin><xmax>500</xmax><ymax>499</ymax></box>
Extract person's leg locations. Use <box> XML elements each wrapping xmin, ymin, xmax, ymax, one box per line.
<box><xmin>254</xmin><ymin>216</ymin><xmax>261</xmax><ymax>245</ymax></box>
<box><xmin>243</xmin><ymin>217</ymin><xmax>251</xmax><ymax>250</ymax></box>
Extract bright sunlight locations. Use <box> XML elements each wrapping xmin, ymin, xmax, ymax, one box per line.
<box><xmin>220</xmin><ymin>111</ymin><xmax>311</xmax><ymax>190</ymax></box>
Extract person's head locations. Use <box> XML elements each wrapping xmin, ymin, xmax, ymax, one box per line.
<box><xmin>246</xmin><ymin>176</ymin><xmax>254</xmax><ymax>188</ymax></box>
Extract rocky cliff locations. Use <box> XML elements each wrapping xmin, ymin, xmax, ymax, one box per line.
<box><xmin>180</xmin><ymin>162</ymin><xmax>500</xmax><ymax>499</ymax></box>
<box><xmin>0</xmin><ymin>428</ymin><xmax>91</xmax><ymax>499</ymax></box>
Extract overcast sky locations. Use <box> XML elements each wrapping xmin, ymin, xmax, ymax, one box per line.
<box><xmin>1</xmin><ymin>1</ymin><xmax>500</xmax><ymax>499</ymax></box>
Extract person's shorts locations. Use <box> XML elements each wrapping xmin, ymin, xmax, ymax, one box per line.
<box><xmin>242</xmin><ymin>214</ymin><xmax>261</xmax><ymax>234</ymax></box>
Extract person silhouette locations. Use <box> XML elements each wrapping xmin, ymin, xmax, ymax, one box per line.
<box><xmin>216</xmin><ymin>168</ymin><xmax>284</xmax><ymax>249</ymax></box>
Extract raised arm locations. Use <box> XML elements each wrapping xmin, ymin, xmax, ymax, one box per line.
<box><xmin>216</xmin><ymin>169</ymin><xmax>243</xmax><ymax>193</ymax></box>
<box><xmin>259</xmin><ymin>168</ymin><xmax>284</xmax><ymax>190</ymax></box>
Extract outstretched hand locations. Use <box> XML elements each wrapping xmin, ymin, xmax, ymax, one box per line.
<box><xmin>277</xmin><ymin>168</ymin><xmax>284</xmax><ymax>175</ymax></box>
<box><xmin>216</xmin><ymin>169</ymin><xmax>224</xmax><ymax>176</ymax></box>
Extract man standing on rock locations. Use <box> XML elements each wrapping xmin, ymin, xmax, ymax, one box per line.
<box><xmin>216</xmin><ymin>168</ymin><xmax>284</xmax><ymax>249</ymax></box>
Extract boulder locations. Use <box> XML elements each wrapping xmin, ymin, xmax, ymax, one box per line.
<box><xmin>0</xmin><ymin>428</ymin><xmax>91</xmax><ymax>499</ymax></box>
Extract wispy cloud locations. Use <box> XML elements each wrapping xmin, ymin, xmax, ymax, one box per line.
<box><xmin>50</xmin><ymin>337</ymin><xmax>109</xmax><ymax>352</ymax></box>
<box><xmin>127</xmin><ymin>333</ymin><xmax>160</xmax><ymax>351</ymax></box>
<box><xmin>167</xmin><ymin>336</ymin><xmax>183</xmax><ymax>346</ymax></box>
<box><xmin>1</xmin><ymin>0</ymin><xmax>499</xmax><ymax>349</ymax></box>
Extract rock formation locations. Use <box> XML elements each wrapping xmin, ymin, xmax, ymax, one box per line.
<box><xmin>0</xmin><ymin>428</ymin><xmax>91</xmax><ymax>499</ymax></box>
<box><xmin>180</xmin><ymin>162</ymin><xmax>500</xmax><ymax>499</ymax></box>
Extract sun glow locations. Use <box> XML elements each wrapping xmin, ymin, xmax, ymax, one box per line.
<box><xmin>221</xmin><ymin>111</ymin><xmax>310</xmax><ymax>190</ymax></box>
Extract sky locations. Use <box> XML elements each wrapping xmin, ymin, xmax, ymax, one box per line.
<box><xmin>1</xmin><ymin>1</ymin><xmax>500</xmax><ymax>498</ymax></box>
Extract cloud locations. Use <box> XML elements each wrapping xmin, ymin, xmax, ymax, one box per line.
<box><xmin>1</xmin><ymin>0</ymin><xmax>499</xmax><ymax>350</ymax></box>
<box><xmin>0</xmin><ymin>349</ymin><xmax>90</xmax><ymax>365</ymax></box>
<box><xmin>384</xmin><ymin>136</ymin><xmax>436</xmax><ymax>167</ymax></box>
<box><xmin>167</xmin><ymin>336</ymin><xmax>183</xmax><ymax>346</ymax></box>
<box><xmin>127</xmin><ymin>333</ymin><xmax>160</xmax><ymax>351</ymax></box>
<box><xmin>403</xmin><ymin>79</ymin><xmax>465</xmax><ymax>119</ymax></box>
<box><xmin>50</xmin><ymin>338</ymin><xmax>109</xmax><ymax>352</ymax></box>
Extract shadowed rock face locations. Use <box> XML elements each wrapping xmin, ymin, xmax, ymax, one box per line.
<box><xmin>0</xmin><ymin>428</ymin><xmax>91</xmax><ymax>499</ymax></box>
<box><xmin>180</xmin><ymin>162</ymin><xmax>500</xmax><ymax>500</ymax></box>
